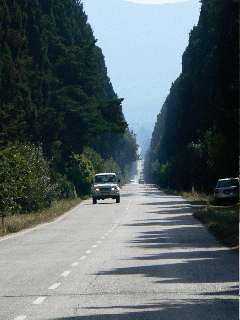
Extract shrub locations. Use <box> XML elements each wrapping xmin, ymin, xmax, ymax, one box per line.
<box><xmin>67</xmin><ymin>152</ymin><xmax>95</xmax><ymax>196</ymax></box>
<box><xmin>82</xmin><ymin>147</ymin><xmax>104</xmax><ymax>174</ymax></box>
<box><xmin>0</xmin><ymin>143</ymin><xmax>56</xmax><ymax>214</ymax></box>
<box><xmin>193</xmin><ymin>207</ymin><xmax>239</xmax><ymax>247</ymax></box>
<box><xmin>54</xmin><ymin>174</ymin><xmax>75</xmax><ymax>200</ymax></box>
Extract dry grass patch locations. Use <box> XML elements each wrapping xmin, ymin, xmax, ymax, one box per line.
<box><xmin>0</xmin><ymin>198</ymin><xmax>83</xmax><ymax>237</ymax></box>
<box><xmin>165</xmin><ymin>189</ymin><xmax>239</xmax><ymax>248</ymax></box>
<box><xmin>193</xmin><ymin>205</ymin><xmax>239</xmax><ymax>248</ymax></box>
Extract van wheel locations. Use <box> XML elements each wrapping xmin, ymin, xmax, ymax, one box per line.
<box><xmin>116</xmin><ymin>196</ymin><xmax>120</xmax><ymax>203</ymax></box>
<box><xmin>93</xmin><ymin>197</ymin><xmax>97</xmax><ymax>204</ymax></box>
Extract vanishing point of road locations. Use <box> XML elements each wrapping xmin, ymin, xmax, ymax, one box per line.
<box><xmin>0</xmin><ymin>184</ymin><xmax>238</xmax><ymax>320</ymax></box>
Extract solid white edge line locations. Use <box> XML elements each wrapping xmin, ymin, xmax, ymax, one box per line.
<box><xmin>0</xmin><ymin>199</ymin><xmax>89</xmax><ymax>242</ymax></box>
<box><xmin>14</xmin><ymin>316</ymin><xmax>27</xmax><ymax>320</ymax></box>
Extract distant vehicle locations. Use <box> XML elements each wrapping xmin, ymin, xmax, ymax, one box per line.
<box><xmin>214</xmin><ymin>178</ymin><xmax>239</xmax><ymax>205</ymax></box>
<box><xmin>92</xmin><ymin>173</ymin><xmax>120</xmax><ymax>204</ymax></box>
<box><xmin>129</xmin><ymin>180</ymin><xmax>137</xmax><ymax>184</ymax></box>
<box><xmin>138</xmin><ymin>179</ymin><xmax>144</xmax><ymax>184</ymax></box>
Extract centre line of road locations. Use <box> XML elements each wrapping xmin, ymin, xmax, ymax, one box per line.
<box><xmin>49</xmin><ymin>283</ymin><xmax>61</xmax><ymax>290</ymax></box>
<box><xmin>33</xmin><ymin>297</ymin><xmax>46</xmax><ymax>305</ymax></box>
<box><xmin>71</xmin><ymin>262</ymin><xmax>79</xmax><ymax>266</ymax></box>
<box><xmin>14</xmin><ymin>199</ymin><xmax>133</xmax><ymax>320</ymax></box>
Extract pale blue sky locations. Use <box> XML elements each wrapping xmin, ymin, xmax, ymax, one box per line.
<box><xmin>82</xmin><ymin>0</ymin><xmax>201</xmax><ymax>138</ymax></box>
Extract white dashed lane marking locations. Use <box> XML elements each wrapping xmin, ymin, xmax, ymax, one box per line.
<box><xmin>49</xmin><ymin>283</ymin><xmax>61</xmax><ymax>290</ymax></box>
<box><xmin>61</xmin><ymin>271</ymin><xmax>71</xmax><ymax>277</ymax></box>
<box><xmin>33</xmin><ymin>297</ymin><xmax>46</xmax><ymax>305</ymax></box>
<box><xmin>71</xmin><ymin>262</ymin><xmax>79</xmax><ymax>267</ymax></box>
<box><xmin>13</xmin><ymin>203</ymin><xmax>131</xmax><ymax>320</ymax></box>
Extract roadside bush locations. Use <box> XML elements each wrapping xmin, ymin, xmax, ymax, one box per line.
<box><xmin>67</xmin><ymin>153</ymin><xmax>95</xmax><ymax>196</ymax></box>
<box><xmin>193</xmin><ymin>206</ymin><xmax>239</xmax><ymax>247</ymax></box>
<box><xmin>81</xmin><ymin>147</ymin><xmax>104</xmax><ymax>174</ymax></box>
<box><xmin>54</xmin><ymin>174</ymin><xmax>75</xmax><ymax>200</ymax></box>
<box><xmin>0</xmin><ymin>143</ymin><xmax>56</xmax><ymax>214</ymax></box>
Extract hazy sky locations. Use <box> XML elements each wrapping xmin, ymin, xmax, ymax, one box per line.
<box><xmin>82</xmin><ymin>0</ymin><xmax>201</xmax><ymax>136</ymax></box>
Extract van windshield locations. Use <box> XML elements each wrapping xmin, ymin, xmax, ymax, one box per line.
<box><xmin>95</xmin><ymin>175</ymin><xmax>116</xmax><ymax>183</ymax></box>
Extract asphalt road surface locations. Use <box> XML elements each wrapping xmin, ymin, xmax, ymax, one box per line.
<box><xmin>0</xmin><ymin>184</ymin><xmax>238</xmax><ymax>320</ymax></box>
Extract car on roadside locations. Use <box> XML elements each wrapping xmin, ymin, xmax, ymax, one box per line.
<box><xmin>129</xmin><ymin>180</ymin><xmax>137</xmax><ymax>184</ymax></box>
<box><xmin>214</xmin><ymin>178</ymin><xmax>239</xmax><ymax>205</ymax></box>
<box><xmin>92</xmin><ymin>173</ymin><xmax>120</xmax><ymax>204</ymax></box>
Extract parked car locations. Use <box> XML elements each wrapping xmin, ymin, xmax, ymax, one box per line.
<box><xmin>214</xmin><ymin>178</ymin><xmax>239</xmax><ymax>205</ymax></box>
<box><xmin>92</xmin><ymin>173</ymin><xmax>120</xmax><ymax>204</ymax></box>
<box><xmin>129</xmin><ymin>180</ymin><xmax>137</xmax><ymax>184</ymax></box>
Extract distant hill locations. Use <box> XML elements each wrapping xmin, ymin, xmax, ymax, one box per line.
<box><xmin>135</xmin><ymin>126</ymin><xmax>151</xmax><ymax>157</ymax></box>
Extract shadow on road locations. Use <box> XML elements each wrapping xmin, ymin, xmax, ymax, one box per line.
<box><xmin>50</xmin><ymin>297</ymin><xmax>238</xmax><ymax>319</ymax></box>
<box><xmin>50</xmin><ymin>194</ymin><xmax>239</xmax><ymax>320</ymax></box>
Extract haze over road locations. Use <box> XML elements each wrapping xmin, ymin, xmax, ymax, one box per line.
<box><xmin>0</xmin><ymin>184</ymin><xmax>238</xmax><ymax>319</ymax></box>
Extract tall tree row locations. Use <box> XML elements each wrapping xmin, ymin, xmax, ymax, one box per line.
<box><xmin>144</xmin><ymin>0</ymin><xmax>238</xmax><ymax>191</ymax></box>
<box><xmin>0</xmin><ymin>0</ymin><xmax>138</xmax><ymax>213</ymax></box>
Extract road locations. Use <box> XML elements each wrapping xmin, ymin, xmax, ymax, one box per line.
<box><xmin>0</xmin><ymin>184</ymin><xmax>238</xmax><ymax>320</ymax></box>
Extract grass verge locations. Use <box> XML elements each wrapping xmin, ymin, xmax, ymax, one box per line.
<box><xmin>192</xmin><ymin>205</ymin><xmax>239</xmax><ymax>248</ymax></box>
<box><xmin>165</xmin><ymin>189</ymin><xmax>239</xmax><ymax>248</ymax></box>
<box><xmin>0</xmin><ymin>198</ymin><xmax>83</xmax><ymax>237</ymax></box>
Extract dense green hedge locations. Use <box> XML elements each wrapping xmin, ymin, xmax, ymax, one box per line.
<box><xmin>0</xmin><ymin>143</ymin><xmax>57</xmax><ymax>214</ymax></box>
<box><xmin>0</xmin><ymin>143</ymin><xmax>131</xmax><ymax>215</ymax></box>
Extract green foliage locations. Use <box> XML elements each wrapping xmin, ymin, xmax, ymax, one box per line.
<box><xmin>103</xmin><ymin>158</ymin><xmax>123</xmax><ymax>185</ymax></box>
<box><xmin>0</xmin><ymin>143</ymin><xmax>56</xmax><ymax>214</ymax></box>
<box><xmin>54</xmin><ymin>174</ymin><xmax>75</xmax><ymax>200</ymax></box>
<box><xmin>67</xmin><ymin>152</ymin><xmax>95</xmax><ymax>196</ymax></box>
<box><xmin>0</xmin><ymin>0</ymin><xmax>139</xmax><ymax>211</ymax></box>
<box><xmin>145</xmin><ymin>0</ymin><xmax>239</xmax><ymax>192</ymax></box>
<box><xmin>81</xmin><ymin>147</ymin><xmax>104</xmax><ymax>174</ymax></box>
<box><xmin>0</xmin><ymin>0</ymin><xmax>128</xmax><ymax>155</ymax></box>
<box><xmin>193</xmin><ymin>206</ymin><xmax>239</xmax><ymax>247</ymax></box>
<box><xmin>113</xmin><ymin>129</ymin><xmax>139</xmax><ymax>173</ymax></box>
<box><xmin>88</xmin><ymin>128</ymin><xmax>139</xmax><ymax>183</ymax></box>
